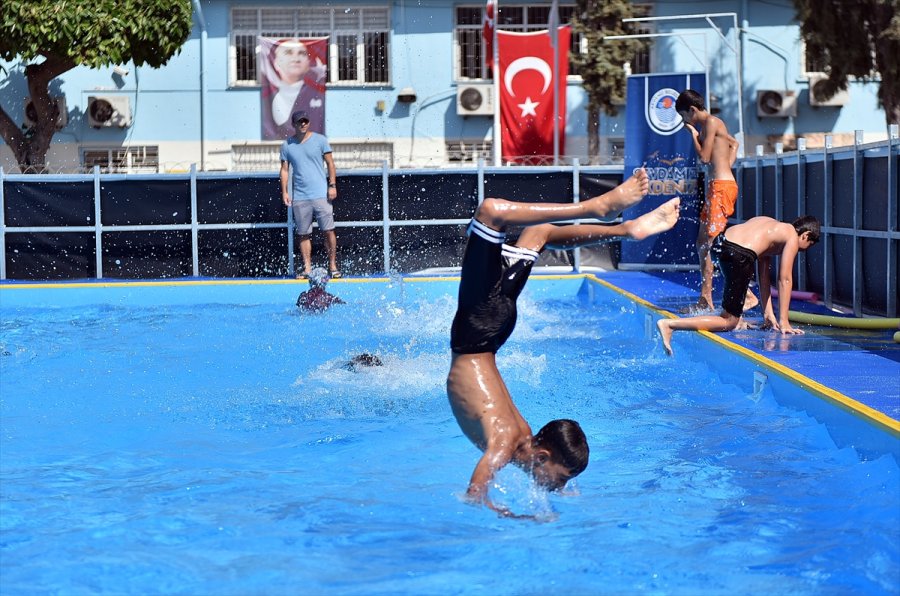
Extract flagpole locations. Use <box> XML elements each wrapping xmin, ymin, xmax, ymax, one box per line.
<box><xmin>492</xmin><ymin>2</ymin><xmax>501</xmax><ymax>166</ymax></box>
<box><xmin>549</xmin><ymin>0</ymin><xmax>559</xmax><ymax>166</ymax></box>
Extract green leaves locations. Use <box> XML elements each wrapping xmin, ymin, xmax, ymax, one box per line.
<box><xmin>0</xmin><ymin>0</ymin><xmax>193</xmax><ymax>68</ymax></box>
<box><xmin>793</xmin><ymin>0</ymin><xmax>899</xmax><ymax>124</ymax></box>
<box><xmin>572</xmin><ymin>0</ymin><xmax>649</xmax><ymax>118</ymax></box>
<box><xmin>0</xmin><ymin>0</ymin><xmax>195</xmax><ymax>171</ymax></box>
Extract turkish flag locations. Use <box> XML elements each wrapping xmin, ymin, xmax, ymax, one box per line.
<box><xmin>483</xmin><ymin>0</ymin><xmax>495</xmax><ymax>70</ymax></box>
<box><xmin>498</xmin><ymin>26</ymin><xmax>570</xmax><ymax>164</ymax></box>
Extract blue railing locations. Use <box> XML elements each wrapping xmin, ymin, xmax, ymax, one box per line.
<box><xmin>2</xmin><ymin>128</ymin><xmax>897</xmax><ymax>317</ymax></box>
<box><xmin>0</xmin><ymin>161</ymin><xmax>622</xmax><ymax>281</ymax></box>
<box><xmin>735</xmin><ymin>126</ymin><xmax>899</xmax><ymax>317</ymax></box>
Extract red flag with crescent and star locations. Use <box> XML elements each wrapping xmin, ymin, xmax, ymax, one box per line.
<box><xmin>497</xmin><ymin>26</ymin><xmax>570</xmax><ymax>164</ymax></box>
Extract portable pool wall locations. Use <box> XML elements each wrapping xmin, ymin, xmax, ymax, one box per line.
<box><xmin>577</xmin><ymin>276</ymin><xmax>900</xmax><ymax>463</ymax></box>
<box><xmin>1</xmin><ymin>274</ymin><xmax>897</xmax><ymax>463</ymax></box>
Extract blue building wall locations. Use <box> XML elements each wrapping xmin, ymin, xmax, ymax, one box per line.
<box><xmin>651</xmin><ymin>0</ymin><xmax>889</xmax><ymax>150</ymax></box>
<box><xmin>0</xmin><ymin>0</ymin><xmax>889</xmax><ymax>173</ymax></box>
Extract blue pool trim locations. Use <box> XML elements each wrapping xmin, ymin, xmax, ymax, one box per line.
<box><xmin>2</xmin><ymin>274</ymin><xmax>897</xmax><ymax>461</ymax></box>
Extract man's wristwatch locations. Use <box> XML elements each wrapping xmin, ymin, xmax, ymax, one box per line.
<box><xmin>328</xmin><ymin>183</ymin><xmax>336</xmax><ymax>188</ymax></box>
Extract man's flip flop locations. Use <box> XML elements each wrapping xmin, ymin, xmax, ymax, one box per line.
<box><xmin>296</xmin><ymin>272</ymin><xmax>309</xmax><ymax>280</ymax></box>
<box><xmin>329</xmin><ymin>270</ymin><xmax>342</xmax><ymax>279</ymax></box>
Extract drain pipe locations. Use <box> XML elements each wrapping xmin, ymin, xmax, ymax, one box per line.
<box><xmin>191</xmin><ymin>0</ymin><xmax>207</xmax><ymax>171</ymax></box>
<box><xmin>740</xmin><ymin>0</ymin><xmax>748</xmax><ymax>154</ymax></box>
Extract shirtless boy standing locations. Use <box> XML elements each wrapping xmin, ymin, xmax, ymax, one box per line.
<box><xmin>676</xmin><ymin>89</ymin><xmax>743</xmax><ymax>312</ymax></box>
<box><xmin>656</xmin><ymin>215</ymin><xmax>820</xmax><ymax>356</ymax></box>
<box><xmin>447</xmin><ymin>169</ymin><xmax>681</xmax><ymax>517</ymax></box>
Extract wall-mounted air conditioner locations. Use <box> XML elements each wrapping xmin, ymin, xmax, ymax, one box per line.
<box><xmin>87</xmin><ymin>96</ymin><xmax>131</xmax><ymax>128</ymax></box>
<box><xmin>808</xmin><ymin>74</ymin><xmax>849</xmax><ymax>107</ymax></box>
<box><xmin>23</xmin><ymin>96</ymin><xmax>68</xmax><ymax>129</ymax></box>
<box><xmin>756</xmin><ymin>90</ymin><xmax>797</xmax><ymax>118</ymax></box>
<box><xmin>456</xmin><ymin>83</ymin><xmax>494</xmax><ymax>116</ymax></box>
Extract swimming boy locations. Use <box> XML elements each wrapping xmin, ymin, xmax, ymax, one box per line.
<box><xmin>676</xmin><ymin>89</ymin><xmax>744</xmax><ymax>312</ymax></box>
<box><xmin>295</xmin><ymin>267</ymin><xmax>345</xmax><ymax>313</ymax></box>
<box><xmin>448</xmin><ymin>169</ymin><xmax>681</xmax><ymax>517</ymax></box>
<box><xmin>656</xmin><ymin>215</ymin><xmax>820</xmax><ymax>356</ymax></box>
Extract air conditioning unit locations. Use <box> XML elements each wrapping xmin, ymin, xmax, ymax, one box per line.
<box><xmin>756</xmin><ymin>90</ymin><xmax>797</xmax><ymax>118</ymax></box>
<box><xmin>808</xmin><ymin>74</ymin><xmax>849</xmax><ymax>107</ymax></box>
<box><xmin>456</xmin><ymin>83</ymin><xmax>494</xmax><ymax>116</ymax></box>
<box><xmin>23</xmin><ymin>96</ymin><xmax>68</xmax><ymax>129</ymax></box>
<box><xmin>87</xmin><ymin>95</ymin><xmax>131</xmax><ymax>128</ymax></box>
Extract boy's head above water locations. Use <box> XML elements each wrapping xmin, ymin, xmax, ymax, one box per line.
<box><xmin>530</xmin><ymin>419</ymin><xmax>589</xmax><ymax>490</ymax></box>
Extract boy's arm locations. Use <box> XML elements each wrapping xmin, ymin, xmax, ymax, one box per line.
<box><xmin>727</xmin><ymin>133</ymin><xmax>739</xmax><ymax>166</ymax></box>
<box><xmin>776</xmin><ymin>239</ymin><xmax>804</xmax><ymax>334</ymax></box>
<box><xmin>758</xmin><ymin>255</ymin><xmax>778</xmax><ymax>329</ymax></box>
<box><xmin>684</xmin><ymin>123</ymin><xmax>703</xmax><ymax>159</ymax></box>
<box><xmin>466</xmin><ymin>446</ymin><xmax>521</xmax><ymax>517</ymax></box>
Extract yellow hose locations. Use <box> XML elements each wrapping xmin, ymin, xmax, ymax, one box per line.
<box><xmin>788</xmin><ymin>311</ymin><xmax>900</xmax><ymax>330</ymax></box>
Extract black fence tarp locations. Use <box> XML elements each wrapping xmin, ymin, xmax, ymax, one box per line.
<box><xmin>1</xmin><ymin>170</ymin><xmax>628</xmax><ymax>281</ymax></box>
<box><xmin>3</xmin><ymin>157</ymin><xmax>896</xmax><ymax>317</ymax></box>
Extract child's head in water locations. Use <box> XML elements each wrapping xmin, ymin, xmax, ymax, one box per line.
<box><xmin>530</xmin><ymin>419</ymin><xmax>589</xmax><ymax>490</ymax></box>
<box><xmin>308</xmin><ymin>267</ymin><xmax>329</xmax><ymax>288</ymax></box>
<box><xmin>342</xmin><ymin>353</ymin><xmax>383</xmax><ymax>372</ymax></box>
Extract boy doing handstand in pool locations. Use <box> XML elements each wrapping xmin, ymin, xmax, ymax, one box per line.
<box><xmin>656</xmin><ymin>215</ymin><xmax>820</xmax><ymax>356</ymax></box>
<box><xmin>448</xmin><ymin>169</ymin><xmax>681</xmax><ymax>517</ymax></box>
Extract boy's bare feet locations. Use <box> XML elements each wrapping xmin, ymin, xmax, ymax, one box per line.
<box><xmin>624</xmin><ymin>197</ymin><xmax>681</xmax><ymax>241</ymax></box>
<box><xmin>587</xmin><ymin>168</ymin><xmax>649</xmax><ymax>217</ymax></box>
<box><xmin>743</xmin><ymin>290</ymin><xmax>759</xmax><ymax>312</ymax></box>
<box><xmin>656</xmin><ymin>319</ymin><xmax>674</xmax><ymax>356</ymax></box>
<box><xmin>734</xmin><ymin>317</ymin><xmax>757</xmax><ymax>331</ymax></box>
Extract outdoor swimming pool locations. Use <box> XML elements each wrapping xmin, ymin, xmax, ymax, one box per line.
<box><xmin>1</xmin><ymin>277</ymin><xmax>898</xmax><ymax>594</ymax></box>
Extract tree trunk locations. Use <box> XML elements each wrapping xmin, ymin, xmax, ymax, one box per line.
<box><xmin>885</xmin><ymin>95</ymin><xmax>900</xmax><ymax>127</ymax></box>
<box><xmin>0</xmin><ymin>55</ymin><xmax>74</xmax><ymax>173</ymax></box>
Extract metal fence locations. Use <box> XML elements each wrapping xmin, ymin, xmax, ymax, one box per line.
<box><xmin>0</xmin><ymin>161</ymin><xmax>623</xmax><ymax>282</ymax></box>
<box><xmin>735</xmin><ymin>126</ymin><xmax>899</xmax><ymax>317</ymax></box>
<box><xmin>2</xmin><ymin>129</ymin><xmax>897</xmax><ymax>317</ymax></box>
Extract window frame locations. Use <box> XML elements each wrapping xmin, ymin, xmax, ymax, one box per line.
<box><xmin>453</xmin><ymin>3</ymin><xmax>583</xmax><ymax>82</ymax></box>
<box><xmin>229</xmin><ymin>5</ymin><xmax>392</xmax><ymax>88</ymax></box>
<box><xmin>81</xmin><ymin>146</ymin><xmax>160</xmax><ymax>174</ymax></box>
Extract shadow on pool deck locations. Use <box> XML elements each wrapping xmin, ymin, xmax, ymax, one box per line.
<box><xmin>591</xmin><ymin>270</ymin><xmax>900</xmax><ymax>422</ymax></box>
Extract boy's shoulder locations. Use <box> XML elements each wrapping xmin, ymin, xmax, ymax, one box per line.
<box><xmin>708</xmin><ymin>113</ymin><xmax>729</xmax><ymax>130</ymax></box>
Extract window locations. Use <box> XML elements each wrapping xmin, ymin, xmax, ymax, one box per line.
<box><xmin>455</xmin><ymin>4</ymin><xmax>582</xmax><ymax>80</ymax></box>
<box><xmin>446</xmin><ymin>141</ymin><xmax>493</xmax><ymax>164</ymax></box>
<box><xmin>628</xmin><ymin>4</ymin><xmax>653</xmax><ymax>75</ymax></box>
<box><xmin>231</xmin><ymin>6</ymin><xmax>390</xmax><ymax>86</ymax></box>
<box><xmin>331</xmin><ymin>142</ymin><xmax>394</xmax><ymax>169</ymax></box>
<box><xmin>455</xmin><ymin>4</ymin><xmax>654</xmax><ymax>80</ymax></box>
<box><xmin>231</xmin><ymin>142</ymin><xmax>393</xmax><ymax>171</ymax></box>
<box><xmin>801</xmin><ymin>40</ymin><xmax>829</xmax><ymax>75</ymax></box>
<box><xmin>82</xmin><ymin>146</ymin><xmax>159</xmax><ymax>174</ymax></box>
<box><xmin>232</xmin><ymin>143</ymin><xmax>282</xmax><ymax>172</ymax></box>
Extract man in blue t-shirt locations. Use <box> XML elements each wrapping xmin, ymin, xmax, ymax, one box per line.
<box><xmin>280</xmin><ymin>110</ymin><xmax>340</xmax><ymax>279</ymax></box>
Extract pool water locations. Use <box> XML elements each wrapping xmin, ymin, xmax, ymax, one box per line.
<box><xmin>1</xmin><ymin>281</ymin><xmax>898</xmax><ymax>594</ymax></box>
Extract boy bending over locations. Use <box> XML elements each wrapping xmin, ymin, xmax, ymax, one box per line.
<box><xmin>657</xmin><ymin>215</ymin><xmax>820</xmax><ymax>356</ymax></box>
<box><xmin>447</xmin><ymin>169</ymin><xmax>681</xmax><ymax>517</ymax></box>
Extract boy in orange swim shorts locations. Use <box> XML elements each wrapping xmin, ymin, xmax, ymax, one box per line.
<box><xmin>676</xmin><ymin>90</ymin><xmax>752</xmax><ymax>312</ymax></box>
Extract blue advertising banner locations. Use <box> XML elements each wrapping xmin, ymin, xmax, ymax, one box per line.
<box><xmin>621</xmin><ymin>72</ymin><xmax>706</xmax><ymax>268</ymax></box>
